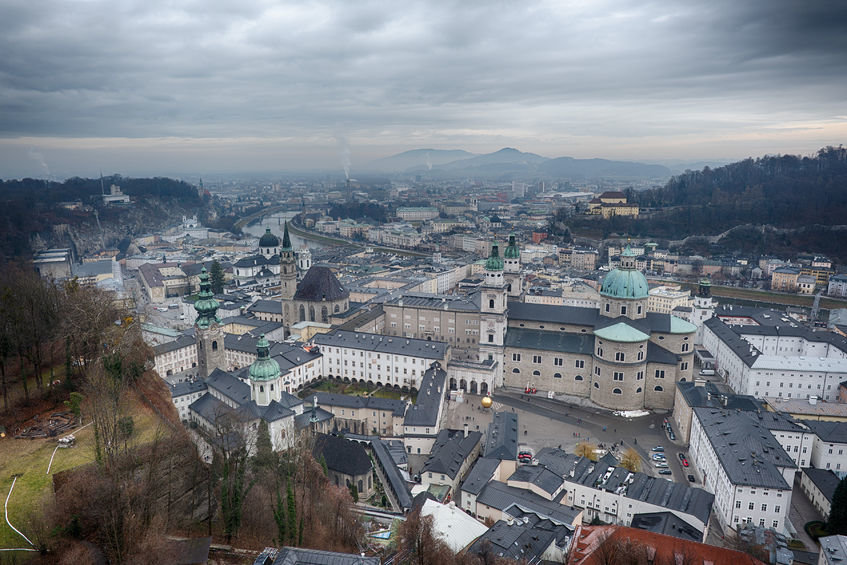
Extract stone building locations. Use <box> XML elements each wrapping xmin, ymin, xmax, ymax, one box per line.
<box><xmin>313</xmin><ymin>433</ymin><xmax>374</xmax><ymax>499</ymax></box>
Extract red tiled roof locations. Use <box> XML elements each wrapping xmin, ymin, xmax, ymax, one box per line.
<box><xmin>567</xmin><ymin>525</ymin><xmax>766</xmax><ymax>565</ymax></box>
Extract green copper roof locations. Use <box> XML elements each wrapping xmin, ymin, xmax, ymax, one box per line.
<box><xmin>281</xmin><ymin>222</ymin><xmax>292</xmax><ymax>250</ymax></box>
<box><xmin>621</xmin><ymin>244</ymin><xmax>638</xmax><ymax>257</ymax></box>
<box><xmin>593</xmin><ymin>322</ymin><xmax>649</xmax><ymax>343</ymax></box>
<box><xmin>504</xmin><ymin>233</ymin><xmax>520</xmax><ymax>259</ymax></box>
<box><xmin>249</xmin><ymin>334</ymin><xmax>281</xmax><ymax>381</ymax></box>
<box><xmin>194</xmin><ymin>267</ymin><xmax>221</xmax><ymax>329</ymax></box>
<box><xmin>485</xmin><ymin>242</ymin><xmax>504</xmax><ymax>271</ymax></box>
<box><xmin>259</xmin><ymin>228</ymin><xmax>280</xmax><ymax>248</ymax></box>
<box><xmin>600</xmin><ymin>268</ymin><xmax>649</xmax><ymax>299</ymax></box>
<box><xmin>669</xmin><ymin>316</ymin><xmax>697</xmax><ymax>334</ymax></box>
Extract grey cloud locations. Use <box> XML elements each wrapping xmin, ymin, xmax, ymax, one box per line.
<box><xmin>0</xmin><ymin>0</ymin><xmax>845</xmax><ymax>175</ymax></box>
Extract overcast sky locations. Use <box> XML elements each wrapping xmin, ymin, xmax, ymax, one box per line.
<box><xmin>1</xmin><ymin>0</ymin><xmax>846</xmax><ymax>179</ymax></box>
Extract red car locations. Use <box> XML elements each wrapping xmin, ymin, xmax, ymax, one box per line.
<box><xmin>682</xmin><ymin>458</ymin><xmax>689</xmax><ymax>467</ymax></box>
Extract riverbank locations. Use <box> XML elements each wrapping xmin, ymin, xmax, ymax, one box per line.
<box><xmin>287</xmin><ymin>221</ymin><xmax>430</xmax><ymax>258</ymax></box>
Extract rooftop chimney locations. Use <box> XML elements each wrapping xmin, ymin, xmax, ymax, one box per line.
<box><xmin>464</xmin><ymin>423</ymin><xmax>469</xmax><ymax>438</ymax></box>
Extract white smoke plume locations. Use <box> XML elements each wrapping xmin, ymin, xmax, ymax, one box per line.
<box><xmin>28</xmin><ymin>147</ymin><xmax>50</xmax><ymax>178</ymax></box>
<box><xmin>336</xmin><ymin>136</ymin><xmax>351</xmax><ymax>179</ymax></box>
<box><xmin>426</xmin><ymin>152</ymin><xmax>432</xmax><ymax>170</ymax></box>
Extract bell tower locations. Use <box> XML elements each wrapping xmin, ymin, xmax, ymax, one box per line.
<box><xmin>503</xmin><ymin>232</ymin><xmax>522</xmax><ymax>298</ymax></box>
<box><xmin>280</xmin><ymin>222</ymin><xmax>297</xmax><ymax>300</ymax></box>
<box><xmin>194</xmin><ymin>267</ymin><xmax>225</xmax><ymax>378</ymax></box>
<box><xmin>479</xmin><ymin>242</ymin><xmax>507</xmax><ymax>386</ymax></box>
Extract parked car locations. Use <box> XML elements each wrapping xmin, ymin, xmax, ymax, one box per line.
<box><xmin>678</xmin><ymin>453</ymin><xmax>686</xmax><ymax>461</ymax></box>
<box><xmin>651</xmin><ymin>454</ymin><xmax>666</xmax><ymax>461</ymax></box>
<box><xmin>669</xmin><ymin>431</ymin><xmax>676</xmax><ymax>441</ymax></box>
<box><xmin>682</xmin><ymin>459</ymin><xmax>689</xmax><ymax>467</ymax></box>
<box><xmin>652</xmin><ymin>446</ymin><xmax>664</xmax><ymax>452</ymax></box>
<box><xmin>687</xmin><ymin>474</ymin><xmax>696</xmax><ymax>482</ymax></box>
<box><xmin>654</xmin><ymin>462</ymin><xmax>668</xmax><ymax>468</ymax></box>
<box><xmin>659</xmin><ymin>469</ymin><xmax>673</xmax><ymax>475</ymax></box>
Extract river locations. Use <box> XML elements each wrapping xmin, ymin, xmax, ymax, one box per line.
<box><xmin>241</xmin><ymin>211</ymin><xmax>325</xmax><ymax>250</ymax></box>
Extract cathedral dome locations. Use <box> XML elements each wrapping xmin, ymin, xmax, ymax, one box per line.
<box><xmin>600</xmin><ymin>246</ymin><xmax>649</xmax><ymax>300</ymax></box>
<box><xmin>259</xmin><ymin>228</ymin><xmax>280</xmax><ymax>248</ymax></box>
<box><xmin>249</xmin><ymin>334</ymin><xmax>281</xmax><ymax>382</ymax></box>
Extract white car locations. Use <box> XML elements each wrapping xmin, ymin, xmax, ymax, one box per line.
<box><xmin>654</xmin><ymin>462</ymin><xmax>668</xmax><ymax>468</ymax></box>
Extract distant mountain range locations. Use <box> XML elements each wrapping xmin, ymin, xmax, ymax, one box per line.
<box><xmin>366</xmin><ymin>147</ymin><xmax>672</xmax><ymax>181</ymax></box>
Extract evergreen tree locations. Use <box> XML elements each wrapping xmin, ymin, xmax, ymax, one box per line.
<box><xmin>209</xmin><ymin>260</ymin><xmax>225</xmax><ymax>294</ymax></box>
<box><xmin>254</xmin><ymin>420</ymin><xmax>275</xmax><ymax>469</ymax></box>
<box><xmin>828</xmin><ymin>476</ymin><xmax>847</xmax><ymax>534</ymax></box>
<box><xmin>286</xmin><ymin>479</ymin><xmax>297</xmax><ymax>544</ymax></box>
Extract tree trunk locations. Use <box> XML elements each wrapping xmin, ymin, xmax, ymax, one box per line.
<box><xmin>17</xmin><ymin>351</ymin><xmax>29</xmax><ymax>403</ymax></box>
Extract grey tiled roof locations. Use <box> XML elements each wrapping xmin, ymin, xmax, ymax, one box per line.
<box><xmin>170</xmin><ymin>379</ymin><xmax>207</xmax><ymax>398</ymax></box>
<box><xmin>271</xmin><ymin>547</ymin><xmax>379</xmax><ymax>565</ymax></box>
<box><xmin>483</xmin><ymin>412</ymin><xmax>518</xmax><ymax>460</ymax></box>
<box><xmin>507</xmin><ymin>465</ymin><xmax>564</xmax><ymax>497</ymax></box>
<box><xmin>676</xmin><ymin>381</ymin><xmax>763</xmax><ymax>412</ymax></box>
<box><xmin>154</xmin><ymin>334</ymin><xmax>197</xmax><ymax>355</ymax></box>
<box><xmin>313</xmin><ymin>330</ymin><xmax>448</xmax><ymax>360</ymax></box>
<box><xmin>461</xmin><ymin>457</ymin><xmax>501</xmax><ymax>496</ymax></box>
<box><xmin>370</xmin><ymin>438</ymin><xmax>413</xmax><ymax>510</ymax></box>
<box><xmin>802</xmin><ymin>420</ymin><xmax>847</xmax><ymax>443</ymax></box>
<box><xmin>507</xmin><ymin>301</ymin><xmax>598</xmax><ymax>326</ymax></box>
<box><xmin>249</xmin><ymin>299</ymin><xmax>282</xmax><ymax>314</ymax></box>
<box><xmin>403</xmin><ymin>362</ymin><xmax>446</xmax><ymax>427</ymax></box>
<box><xmin>206</xmin><ymin>369</ymin><xmax>251</xmax><ymax>406</ymax></box>
<box><xmin>476</xmin><ymin>481</ymin><xmax>582</xmax><ymax>525</ymax></box>
<box><xmin>314</xmin><ymin>434</ymin><xmax>372</xmax><ymax>476</ymax></box>
<box><xmin>293</xmin><ymin>266</ymin><xmax>349</xmax><ymax>301</ymax></box>
<box><xmin>803</xmin><ymin>468</ymin><xmax>840</xmax><ymax>503</ymax></box>
<box><xmin>630</xmin><ymin>511</ymin><xmax>703</xmax><ymax>543</ymax></box>
<box><xmin>386</xmin><ymin>292</ymin><xmax>480</xmax><ymax>312</ymax></box>
<box><xmin>504</xmin><ymin>328</ymin><xmax>593</xmax><ymax>355</ymax></box>
<box><xmin>422</xmin><ymin>429</ymin><xmax>482</xmax><ymax>479</ymax></box>
<box><xmin>693</xmin><ymin>407</ymin><xmax>796</xmax><ymax>489</ymax></box>
<box><xmin>468</xmin><ymin>509</ymin><xmax>571</xmax><ymax>563</ymax></box>
<box><xmin>645</xmin><ymin>342</ymin><xmax>680</xmax><ymax>365</ymax></box>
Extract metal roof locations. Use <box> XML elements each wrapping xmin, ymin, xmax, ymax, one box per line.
<box><xmin>403</xmin><ymin>362</ymin><xmax>446</xmax><ymax>427</ymax></box>
<box><xmin>593</xmin><ymin>322</ymin><xmax>649</xmax><ymax>343</ymax></box>
<box><xmin>483</xmin><ymin>412</ymin><xmax>519</xmax><ymax>460</ymax></box>
<box><xmin>461</xmin><ymin>457</ymin><xmax>501</xmax><ymax>496</ymax></box>
<box><xmin>507</xmin><ymin>301</ymin><xmax>599</xmax><ymax>326</ymax></box>
<box><xmin>313</xmin><ymin>330</ymin><xmax>448</xmax><ymax>360</ymax></box>
<box><xmin>504</xmin><ymin>328</ymin><xmax>593</xmax><ymax>355</ymax></box>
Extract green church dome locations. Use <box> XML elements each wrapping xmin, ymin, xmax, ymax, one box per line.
<box><xmin>504</xmin><ymin>233</ymin><xmax>520</xmax><ymax>259</ymax></box>
<box><xmin>249</xmin><ymin>334</ymin><xmax>281</xmax><ymax>382</ymax></box>
<box><xmin>259</xmin><ymin>228</ymin><xmax>280</xmax><ymax>248</ymax></box>
<box><xmin>194</xmin><ymin>267</ymin><xmax>221</xmax><ymax>329</ymax></box>
<box><xmin>485</xmin><ymin>242</ymin><xmax>504</xmax><ymax>271</ymax></box>
<box><xmin>600</xmin><ymin>263</ymin><xmax>649</xmax><ymax>300</ymax></box>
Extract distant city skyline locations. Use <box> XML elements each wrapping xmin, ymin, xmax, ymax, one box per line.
<box><xmin>1</xmin><ymin>0</ymin><xmax>846</xmax><ymax>179</ymax></box>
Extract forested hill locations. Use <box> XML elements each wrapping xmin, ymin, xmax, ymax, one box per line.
<box><xmin>0</xmin><ymin>175</ymin><xmax>204</xmax><ymax>262</ymax></box>
<box><xmin>0</xmin><ymin>175</ymin><xmax>200</xmax><ymax>205</ymax></box>
<box><xmin>634</xmin><ymin>146</ymin><xmax>847</xmax><ymax>227</ymax></box>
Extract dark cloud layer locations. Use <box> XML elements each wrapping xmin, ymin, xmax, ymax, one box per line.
<box><xmin>1</xmin><ymin>0</ymin><xmax>846</xmax><ymax>176</ymax></box>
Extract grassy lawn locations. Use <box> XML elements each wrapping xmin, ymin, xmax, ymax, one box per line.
<box><xmin>0</xmin><ymin>394</ymin><xmax>166</xmax><ymax>551</ymax></box>
<box><xmin>300</xmin><ymin>379</ymin><xmax>412</xmax><ymax>403</ymax></box>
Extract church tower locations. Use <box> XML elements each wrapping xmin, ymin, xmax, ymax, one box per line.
<box><xmin>195</xmin><ymin>267</ymin><xmax>225</xmax><ymax>378</ymax></box>
<box><xmin>280</xmin><ymin>222</ymin><xmax>297</xmax><ymax>300</ymax></box>
<box><xmin>503</xmin><ymin>232</ymin><xmax>522</xmax><ymax>298</ymax></box>
<box><xmin>248</xmin><ymin>334</ymin><xmax>282</xmax><ymax>407</ymax></box>
<box><xmin>479</xmin><ymin>242</ymin><xmax>507</xmax><ymax>382</ymax></box>
<box><xmin>297</xmin><ymin>245</ymin><xmax>312</xmax><ymax>280</ymax></box>
<box><xmin>692</xmin><ymin>278</ymin><xmax>716</xmax><ymax>344</ymax></box>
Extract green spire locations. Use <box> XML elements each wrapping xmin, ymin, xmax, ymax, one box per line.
<box><xmin>504</xmin><ymin>232</ymin><xmax>520</xmax><ymax>259</ymax></box>
<box><xmin>249</xmin><ymin>334</ymin><xmax>281</xmax><ymax>382</ymax></box>
<box><xmin>194</xmin><ymin>267</ymin><xmax>221</xmax><ymax>329</ymax></box>
<box><xmin>282</xmin><ymin>221</ymin><xmax>292</xmax><ymax>250</ymax></box>
<box><xmin>485</xmin><ymin>242</ymin><xmax>504</xmax><ymax>271</ymax></box>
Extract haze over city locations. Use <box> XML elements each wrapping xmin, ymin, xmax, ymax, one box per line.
<box><xmin>2</xmin><ymin>0</ymin><xmax>847</xmax><ymax>178</ymax></box>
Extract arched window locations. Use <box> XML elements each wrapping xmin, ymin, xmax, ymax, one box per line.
<box><xmin>594</xmin><ymin>382</ymin><xmax>599</xmax><ymax>389</ymax></box>
<box><xmin>613</xmin><ymin>388</ymin><xmax>622</xmax><ymax>395</ymax></box>
<box><xmin>260</xmin><ymin>385</ymin><xmax>264</xmax><ymax>392</ymax></box>
<box><xmin>575</xmin><ymin>375</ymin><xmax>583</xmax><ymax>381</ymax></box>
<box><xmin>309</xmin><ymin>305</ymin><xmax>315</xmax><ymax>321</ymax></box>
<box><xmin>334</xmin><ymin>304</ymin><xmax>340</xmax><ymax>313</ymax></box>
<box><xmin>512</xmin><ymin>368</ymin><xmax>520</xmax><ymax>374</ymax></box>
<box><xmin>532</xmin><ymin>370</ymin><xmax>540</xmax><ymax>376</ymax></box>
<box><xmin>615</xmin><ymin>352</ymin><xmax>625</xmax><ymax>362</ymax></box>
<box><xmin>682</xmin><ymin>343</ymin><xmax>689</xmax><ymax>352</ymax></box>
<box><xmin>321</xmin><ymin>306</ymin><xmax>328</xmax><ymax>323</ymax></box>
<box><xmin>636</xmin><ymin>387</ymin><xmax>642</xmax><ymax>393</ymax></box>
<box><xmin>554</xmin><ymin>373</ymin><xmax>562</xmax><ymax>378</ymax></box>
<box><xmin>654</xmin><ymin>385</ymin><xmax>664</xmax><ymax>392</ymax></box>
<box><xmin>489</xmin><ymin>299</ymin><xmax>495</xmax><ymax>309</ymax></box>
<box><xmin>299</xmin><ymin>305</ymin><xmax>306</xmax><ymax>321</ymax></box>
<box><xmin>637</xmin><ymin>351</ymin><xmax>644</xmax><ymax>360</ymax></box>
<box><xmin>212</xmin><ymin>341</ymin><xmax>218</xmax><ymax>351</ymax></box>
